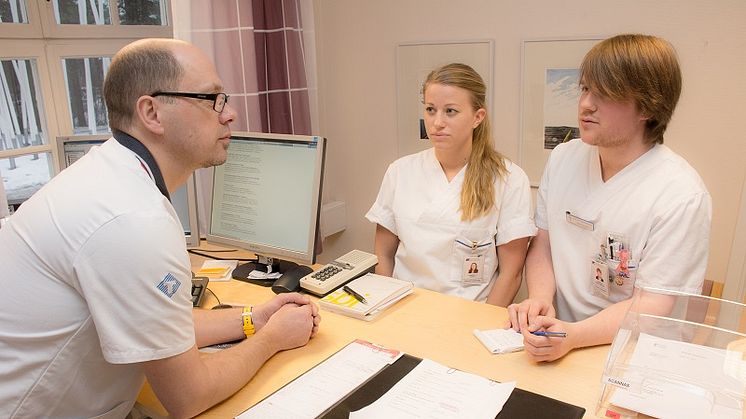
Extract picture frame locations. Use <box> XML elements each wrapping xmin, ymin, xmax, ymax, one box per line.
<box><xmin>396</xmin><ymin>40</ymin><xmax>493</xmax><ymax>158</ymax></box>
<box><xmin>519</xmin><ymin>38</ymin><xmax>602</xmax><ymax>186</ymax></box>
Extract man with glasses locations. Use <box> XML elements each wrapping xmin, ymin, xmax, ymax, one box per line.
<box><xmin>0</xmin><ymin>38</ymin><xmax>320</xmax><ymax>418</ymax></box>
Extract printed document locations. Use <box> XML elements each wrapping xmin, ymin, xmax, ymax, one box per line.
<box><xmin>607</xmin><ymin>332</ymin><xmax>745</xmax><ymax>419</ymax></box>
<box><xmin>237</xmin><ymin>340</ymin><xmax>401</xmax><ymax>419</ymax></box>
<box><xmin>350</xmin><ymin>359</ymin><xmax>515</xmax><ymax>419</ymax></box>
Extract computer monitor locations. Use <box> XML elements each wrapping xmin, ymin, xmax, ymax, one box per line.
<box><xmin>206</xmin><ymin>131</ymin><xmax>326</xmax><ymax>280</ymax></box>
<box><xmin>55</xmin><ymin>134</ymin><xmax>201</xmax><ymax>248</ymax></box>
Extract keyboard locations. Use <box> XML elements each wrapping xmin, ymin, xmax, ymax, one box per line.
<box><xmin>191</xmin><ymin>277</ymin><xmax>209</xmax><ymax>307</ymax></box>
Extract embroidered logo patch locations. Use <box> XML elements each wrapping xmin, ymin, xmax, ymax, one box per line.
<box><xmin>156</xmin><ymin>273</ymin><xmax>181</xmax><ymax>298</ymax></box>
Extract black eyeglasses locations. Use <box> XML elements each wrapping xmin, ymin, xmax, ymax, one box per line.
<box><xmin>151</xmin><ymin>91</ymin><xmax>229</xmax><ymax>113</ymax></box>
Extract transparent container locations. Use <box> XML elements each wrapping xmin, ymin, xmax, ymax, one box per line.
<box><xmin>597</xmin><ymin>286</ymin><xmax>746</xmax><ymax>419</ymax></box>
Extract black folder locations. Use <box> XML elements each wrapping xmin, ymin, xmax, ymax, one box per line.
<box><xmin>318</xmin><ymin>353</ymin><xmax>586</xmax><ymax>419</ymax></box>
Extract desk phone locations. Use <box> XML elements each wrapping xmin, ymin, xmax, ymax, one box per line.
<box><xmin>191</xmin><ymin>277</ymin><xmax>209</xmax><ymax>307</ymax></box>
<box><xmin>299</xmin><ymin>249</ymin><xmax>377</xmax><ymax>296</ymax></box>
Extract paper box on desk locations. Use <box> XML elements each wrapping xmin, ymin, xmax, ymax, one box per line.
<box><xmin>597</xmin><ymin>286</ymin><xmax>746</xmax><ymax>419</ymax></box>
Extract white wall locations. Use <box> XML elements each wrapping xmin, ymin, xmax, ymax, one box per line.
<box><xmin>312</xmin><ymin>0</ymin><xmax>746</xmax><ymax>289</ymax></box>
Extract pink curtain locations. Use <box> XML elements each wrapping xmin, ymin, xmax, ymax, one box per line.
<box><xmin>251</xmin><ymin>0</ymin><xmax>311</xmax><ymax>134</ymax></box>
<box><xmin>181</xmin><ymin>1</ymin><xmax>319</xmax><ymax>252</ymax></box>
<box><xmin>186</xmin><ymin>0</ymin><xmax>311</xmax><ymax>135</ymax></box>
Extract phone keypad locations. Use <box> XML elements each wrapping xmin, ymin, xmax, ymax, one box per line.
<box><xmin>311</xmin><ymin>265</ymin><xmax>342</xmax><ymax>281</ymax></box>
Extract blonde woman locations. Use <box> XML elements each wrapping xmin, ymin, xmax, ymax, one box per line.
<box><xmin>366</xmin><ymin>63</ymin><xmax>536</xmax><ymax>306</ymax></box>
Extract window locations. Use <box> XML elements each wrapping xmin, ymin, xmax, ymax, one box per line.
<box><xmin>0</xmin><ymin>0</ymin><xmax>171</xmax><ymax>211</ymax></box>
<box><xmin>54</xmin><ymin>0</ymin><xmax>112</xmax><ymax>25</ymax></box>
<box><xmin>0</xmin><ymin>0</ymin><xmax>29</xmax><ymax>24</ymax></box>
<box><xmin>52</xmin><ymin>0</ymin><xmax>167</xmax><ymax>26</ymax></box>
<box><xmin>63</xmin><ymin>56</ymin><xmax>110</xmax><ymax>134</ymax></box>
<box><xmin>0</xmin><ymin>154</ymin><xmax>53</xmax><ymax>207</ymax></box>
<box><xmin>0</xmin><ymin>58</ymin><xmax>46</xmax><ymax>151</ymax></box>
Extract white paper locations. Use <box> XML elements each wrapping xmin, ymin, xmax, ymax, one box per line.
<box><xmin>609</xmin><ymin>332</ymin><xmax>746</xmax><ymax>419</ymax></box>
<box><xmin>247</xmin><ymin>269</ymin><xmax>282</xmax><ymax>280</ymax></box>
<box><xmin>350</xmin><ymin>359</ymin><xmax>515</xmax><ymax>419</ymax></box>
<box><xmin>237</xmin><ymin>340</ymin><xmax>401</xmax><ymax>419</ymax></box>
<box><xmin>473</xmin><ymin>328</ymin><xmax>524</xmax><ymax>354</ymax></box>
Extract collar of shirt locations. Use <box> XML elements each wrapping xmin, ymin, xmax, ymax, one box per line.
<box><xmin>112</xmin><ymin>130</ymin><xmax>171</xmax><ymax>202</ymax></box>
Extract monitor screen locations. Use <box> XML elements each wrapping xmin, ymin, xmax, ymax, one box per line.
<box><xmin>55</xmin><ymin>135</ymin><xmax>201</xmax><ymax>248</ymax></box>
<box><xmin>206</xmin><ymin>132</ymin><xmax>326</xmax><ymax>268</ymax></box>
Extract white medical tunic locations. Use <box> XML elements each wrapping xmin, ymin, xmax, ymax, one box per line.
<box><xmin>537</xmin><ymin>139</ymin><xmax>711</xmax><ymax>322</ymax></box>
<box><xmin>0</xmin><ymin>139</ymin><xmax>194</xmax><ymax>418</ymax></box>
<box><xmin>366</xmin><ymin>148</ymin><xmax>536</xmax><ymax>301</ymax></box>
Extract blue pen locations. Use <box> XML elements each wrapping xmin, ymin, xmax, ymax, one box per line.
<box><xmin>531</xmin><ymin>331</ymin><xmax>567</xmax><ymax>338</ymax></box>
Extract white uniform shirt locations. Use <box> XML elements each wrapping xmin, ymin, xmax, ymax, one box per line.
<box><xmin>366</xmin><ymin>148</ymin><xmax>536</xmax><ymax>301</ymax></box>
<box><xmin>0</xmin><ymin>139</ymin><xmax>195</xmax><ymax>418</ymax></box>
<box><xmin>537</xmin><ymin>139</ymin><xmax>711</xmax><ymax>322</ymax></box>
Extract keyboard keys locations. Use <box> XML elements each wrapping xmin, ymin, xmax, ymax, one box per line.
<box><xmin>311</xmin><ymin>266</ymin><xmax>342</xmax><ymax>282</ymax></box>
<box><xmin>191</xmin><ymin>277</ymin><xmax>209</xmax><ymax>307</ymax></box>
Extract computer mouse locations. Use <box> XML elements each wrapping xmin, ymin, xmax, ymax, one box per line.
<box><xmin>272</xmin><ymin>265</ymin><xmax>314</xmax><ymax>294</ymax></box>
<box><xmin>211</xmin><ymin>304</ymin><xmax>233</xmax><ymax>310</ymax></box>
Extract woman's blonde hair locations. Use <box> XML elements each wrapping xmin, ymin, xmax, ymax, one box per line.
<box><xmin>422</xmin><ymin>63</ymin><xmax>507</xmax><ymax>221</ymax></box>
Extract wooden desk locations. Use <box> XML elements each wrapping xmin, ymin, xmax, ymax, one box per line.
<box><xmin>136</xmin><ymin>251</ymin><xmax>610</xmax><ymax>418</ymax></box>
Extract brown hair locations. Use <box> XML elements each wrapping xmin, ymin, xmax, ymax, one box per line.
<box><xmin>103</xmin><ymin>39</ymin><xmax>184</xmax><ymax>131</ymax></box>
<box><xmin>422</xmin><ymin>63</ymin><xmax>507</xmax><ymax>221</ymax></box>
<box><xmin>579</xmin><ymin>34</ymin><xmax>682</xmax><ymax>144</ymax></box>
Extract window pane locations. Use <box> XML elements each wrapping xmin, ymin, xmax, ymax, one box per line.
<box><xmin>0</xmin><ymin>59</ymin><xmax>47</xmax><ymax>150</ymax></box>
<box><xmin>0</xmin><ymin>152</ymin><xmax>53</xmax><ymax>208</ymax></box>
<box><xmin>63</xmin><ymin>57</ymin><xmax>110</xmax><ymax>135</ymax></box>
<box><xmin>118</xmin><ymin>0</ymin><xmax>165</xmax><ymax>25</ymax></box>
<box><xmin>0</xmin><ymin>0</ymin><xmax>28</xmax><ymax>23</ymax></box>
<box><xmin>54</xmin><ymin>0</ymin><xmax>111</xmax><ymax>25</ymax></box>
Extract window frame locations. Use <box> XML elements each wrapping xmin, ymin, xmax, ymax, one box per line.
<box><xmin>0</xmin><ymin>40</ymin><xmax>60</xmax><ymax>166</ymax></box>
<box><xmin>39</xmin><ymin>0</ymin><xmax>172</xmax><ymax>39</ymax></box>
<box><xmin>46</xmin><ymin>38</ymin><xmax>133</xmax><ymax>142</ymax></box>
<box><xmin>0</xmin><ymin>0</ymin><xmax>43</xmax><ymax>38</ymax></box>
<box><xmin>0</xmin><ymin>0</ymin><xmax>173</xmax><ymax>197</ymax></box>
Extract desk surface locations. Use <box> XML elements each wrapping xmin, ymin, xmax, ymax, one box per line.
<box><xmin>137</xmin><ymin>250</ymin><xmax>609</xmax><ymax>418</ymax></box>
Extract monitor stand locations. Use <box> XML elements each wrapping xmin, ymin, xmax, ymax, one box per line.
<box><xmin>231</xmin><ymin>254</ymin><xmax>299</xmax><ymax>287</ymax></box>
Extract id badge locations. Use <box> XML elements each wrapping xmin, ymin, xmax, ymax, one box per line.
<box><xmin>590</xmin><ymin>258</ymin><xmax>610</xmax><ymax>298</ymax></box>
<box><xmin>461</xmin><ymin>255</ymin><xmax>485</xmax><ymax>286</ymax></box>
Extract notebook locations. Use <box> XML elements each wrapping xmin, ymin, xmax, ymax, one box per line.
<box><xmin>319</xmin><ymin>273</ymin><xmax>413</xmax><ymax>321</ymax></box>
<box><xmin>195</xmin><ymin>259</ymin><xmax>238</xmax><ymax>282</ymax></box>
<box><xmin>473</xmin><ymin>328</ymin><xmax>525</xmax><ymax>354</ymax></box>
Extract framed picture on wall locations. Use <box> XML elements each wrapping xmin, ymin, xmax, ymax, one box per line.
<box><xmin>519</xmin><ymin>38</ymin><xmax>602</xmax><ymax>186</ymax></box>
<box><xmin>396</xmin><ymin>40</ymin><xmax>493</xmax><ymax>158</ymax></box>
